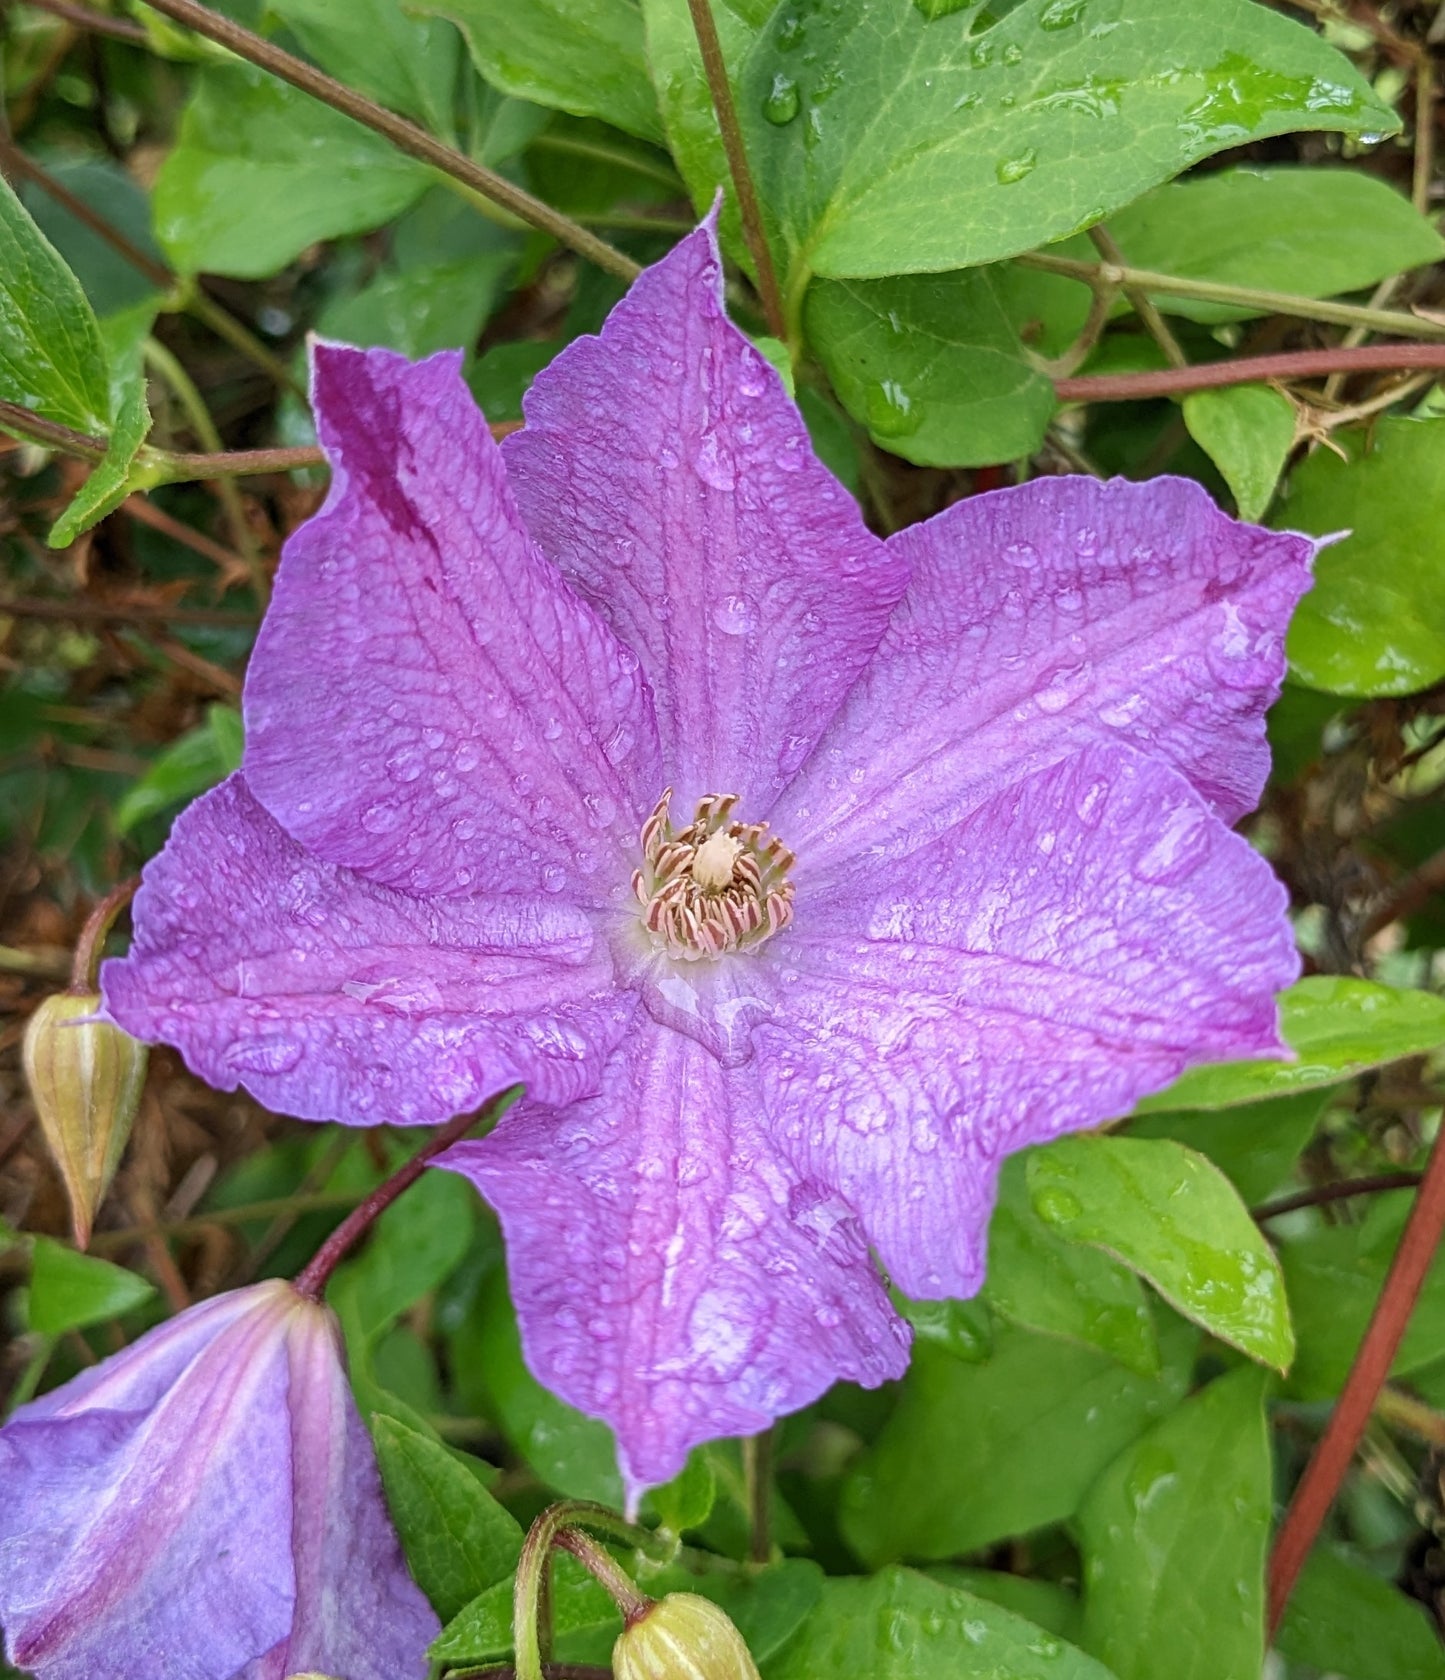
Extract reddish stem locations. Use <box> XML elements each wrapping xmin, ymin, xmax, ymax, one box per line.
<box><xmin>1055</xmin><ymin>342</ymin><xmax>1445</xmax><ymax>403</ymax></box>
<box><xmin>293</xmin><ymin>1095</ymin><xmax>510</xmax><ymax>1300</ymax></box>
<box><xmin>1253</xmin><ymin>1172</ymin><xmax>1424</xmax><ymax>1223</ymax></box>
<box><xmin>1268</xmin><ymin>1121</ymin><xmax>1445</xmax><ymax>1633</ymax></box>
<box><xmin>70</xmin><ymin>878</ymin><xmax>139</xmax><ymax>993</ymax></box>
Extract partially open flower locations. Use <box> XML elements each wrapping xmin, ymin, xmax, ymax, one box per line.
<box><xmin>22</xmin><ymin>992</ymin><xmax>146</xmax><ymax>1249</ymax></box>
<box><xmin>613</xmin><ymin>1594</ymin><xmax>761</xmax><ymax>1680</ymax></box>
<box><xmin>0</xmin><ymin>1280</ymin><xmax>436</xmax><ymax>1680</ymax></box>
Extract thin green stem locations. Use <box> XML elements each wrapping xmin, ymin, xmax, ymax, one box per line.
<box><xmin>514</xmin><ymin>1504</ymin><xmax>663</xmax><ymax>1680</ymax></box>
<box><xmin>1088</xmin><ymin>225</ymin><xmax>1187</xmax><ymax>369</ymax></box>
<box><xmin>144</xmin><ymin>336</ymin><xmax>268</xmax><ymax>603</ymax></box>
<box><xmin>742</xmin><ymin>1430</ymin><xmax>773</xmax><ymax>1564</ymax></box>
<box><xmin>136</xmin><ymin>0</ymin><xmax>641</xmax><ymax>282</ymax></box>
<box><xmin>685</xmin><ymin>0</ymin><xmax>787</xmax><ymax>341</ymax></box>
<box><xmin>1016</xmin><ymin>250</ymin><xmax>1445</xmax><ymax>343</ymax></box>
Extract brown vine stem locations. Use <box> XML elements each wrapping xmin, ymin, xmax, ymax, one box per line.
<box><xmin>1253</xmin><ymin>1171</ymin><xmax>1424</xmax><ymax>1224</ymax></box>
<box><xmin>684</xmin><ymin>0</ymin><xmax>786</xmax><ymax>342</ymax></box>
<box><xmin>135</xmin><ymin>0</ymin><xmax>641</xmax><ymax>283</ymax></box>
<box><xmin>1268</xmin><ymin>1122</ymin><xmax>1445</xmax><ymax>1633</ymax></box>
<box><xmin>70</xmin><ymin>877</ymin><xmax>139</xmax><ymax>993</ymax></box>
<box><xmin>292</xmin><ymin>1091</ymin><xmax>514</xmax><ymax>1300</ymax></box>
<box><xmin>1055</xmin><ymin>343</ymin><xmax>1445</xmax><ymax>402</ymax></box>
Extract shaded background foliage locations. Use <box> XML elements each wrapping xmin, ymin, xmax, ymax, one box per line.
<box><xmin>1</xmin><ymin>0</ymin><xmax>1445</xmax><ymax>1676</ymax></box>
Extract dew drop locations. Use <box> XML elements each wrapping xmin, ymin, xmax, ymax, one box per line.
<box><xmin>541</xmin><ymin>864</ymin><xmax>568</xmax><ymax>894</ymax></box>
<box><xmin>996</xmin><ymin>148</ymin><xmax>1038</xmax><ymax>185</ymax></box>
<box><xmin>361</xmin><ymin>802</ymin><xmax>400</xmax><ymax>834</ymax></box>
<box><xmin>1040</xmin><ymin>0</ymin><xmax>1086</xmax><ymax>24</ymax></box>
<box><xmin>1032</xmin><ymin>1186</ymin><xmax>1082</xmax><ymax>1225</ymax></box>
<box><xmin>762</xmin><ymin>72</ymin><xmax>800</xmax><ymax>124</ymax></box>
<box><xmin>712</xmin><ymin>592</ymin><xmax>759</xmax><ymax>636</ymax></box>
<box><xmin>865</xmin><ymin>378</ymin><xmax>922</xmax><ymax>439</ymax></box>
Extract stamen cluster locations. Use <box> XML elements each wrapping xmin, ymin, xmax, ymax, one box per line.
<box><xmin>632</xmin><ymin>790</ymin><xmax>795</xmax><ymax>960</ymax></box>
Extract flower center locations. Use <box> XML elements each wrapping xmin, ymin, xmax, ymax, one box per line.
<box><xmin>632</xmin><ymin>790</ymin><xmax>796</xmax><ymax>961</ymax></box>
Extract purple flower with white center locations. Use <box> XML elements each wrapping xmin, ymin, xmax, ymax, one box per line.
<box><xmin>0</xmin><ymin>1280</ymin><xmax>436</xmax><ymax>1680</ymax></box>
<box><xmin>104</xmin><ymin>217</ymin><xmax>1312</xmax><ymax>1505</ymax></box>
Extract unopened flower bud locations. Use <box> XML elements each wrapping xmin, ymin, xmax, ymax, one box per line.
<box><xmin>22</xmin><ymin>993</ymin><xmax>146</xmax><ymax>1249</ymax></box>
<box><xmin>612</xmin><ymin>1593</ymin><xmax>761</xmax><ymax>1680</ymax></box>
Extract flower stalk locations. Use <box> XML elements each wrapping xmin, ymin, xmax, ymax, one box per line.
<box><xmin>292</xmin><ymin>1090</ymin><xmax>515</xmax><ymax>1300</ymax></box>
<box><xmin>513</xmin><ymin>1502</ymin><xmax>661</xmax><ymax>1680</ymax></box>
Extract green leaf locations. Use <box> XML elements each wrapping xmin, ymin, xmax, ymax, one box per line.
<box><xmin>153</xmin><ymin>64</ymin><xmax>432</xmax><ymax>278</ymax></box>
<box><xmin>640</xmin><ymin>0</ymin><xmax>768</xmax><ymax>260</ymax></box>
<box><xmin>1076</xmin><ymin>1369</ymin><xmax>1270</xmax><ymax>1680</ymax></box>
<box><xmin>806</xmin><ymin>268</ymin><xmax>1057</xmax><ymax>465</ymax></box>
<box><xmin>985</xmin><ymin>1156</ymin><xmax>1159</xmax><ymax>1376</ymax></box>
<box><xmin>19</xmin><ymin>156</ymin><xmax>168</xmax><ymax>316</ymax></box>
<box><xmin>114</xmin><ymin>704</ymin><xmax>243</xmax><ymax>834</ymax></box>
<box><xmin>333</xmin><ymin>1166</ymin><xmax>477</xmax><ymax>1343</ymax></box>
<box><xmin>266</xmin><ymin>0</ymin><xmax>461</xmax><ymax>132</ymax></box>
<box><xmin>896</xmin><ymin>1292</ymin><xmax>994</xmax><ymax>1364</ymax></box>
<box><xmin>1279</xmin><ymin>1191</ymin><xmax>1445</xmax><ymax>1398</ymax></box>
<box><xmin>418</xmin><ymin>0</ymin><xmax>663</xmax><ymax>142</ymax></box>
<box><xmin>26</xmin><ymin>1236</ymin><xmax>155</xmax><ymax>1335</ymax></box>
<box><xmin>1127</xmin><ymin>1088</ymin><xmax>1328</xmax><ymax>1206</ymax></box>
<box><xmin>1106</xmin><ymin>166</ymin><xmax>1444</xmax><ymax>323</ymax></box>
<box><xmin>839</xmin><ymin>1321</ymin><xmax>1192</xmax><ymax>1565</ymax></box>
<box><xmin>451</xmin><ymin>1263</ymin><xmax>623</xmax><ymax>1504</ymax></box>
<box><xmin>1133</xmin><ymin>977</ymin><xmax>1445</xmax><ymax>1112</ymax></box>
<box><xmin>318</xmin><ymin>254</ymin><xmax>512</xmax><ymax>360</ymax></box>
<box><xmin>925</xmin><ymin>1569</ymin><xmax>1081</xmax><ymax>1644</ymax></box>
<box><xmin>1276</xmin><ymin>1545</ymin><xmax>1445</xmax><ymax>1680</ymax></box>
<box><xmin>1181</xmin><ymin>385</ymin><xmax>1295</xmax><ymax>522</ymax></box>
<box><xmin>371</xmin><ymin>1414</ymin><xmax>523</xmax><ymax>1622</ymax></box>
<box><xmin>431</xmin><ymin>1551</ymin><xmax>616</xmax><ymax>1666</ymax></box>
<box><xmin>739</xmin><ymin>0</ymin><xmax>1396</xmax><ymax>285</ymax></box>
<box><xmin>1278</xmin><ymin>418</ymin><xmax>1445</xmax><ymax>697</ymax></box>
<box><xmin>0</xmin><ymin>174</ymin><xmax>111</xmax><ymax>433</ymax></box>
<box><xmin>49</xmin><ymin>299</ymin><xmax>157</xmax><ymax>548</ymax></box>
<box><xmin>650</xmin><ymin>1450</ymin><xmax>717</xmax><ymax>1535</ymax></box>
<box><xmin>1026</xmin><ymin>1136</ymin><xmax>1294</xmax><ymax>1370</ymax></box>
<box><xmin>767</xmin><ymin>1567</ymin><xmax>1121</xmax><ymax>1680</ymax></box>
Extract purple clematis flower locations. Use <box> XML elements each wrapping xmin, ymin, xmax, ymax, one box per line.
<box><xmin>104</xmin><ymin>218</ymin><xmax>1312</xmax><ymax>1502</ymax></box>
<box><xmin>0</xmin><ymin>1280</ymin><xmax>436</xmax><ymax>1680</ymax></box>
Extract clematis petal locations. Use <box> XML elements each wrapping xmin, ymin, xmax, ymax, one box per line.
<box><xmin>102</xmin><ymin>775</ymin><xmax>633</xmax><ymax>1126</ymax></box>
<box><xmin>435</xmin><ymin>1016</ymin><xmax>910</xmax><ymax>1503</ymax></box>
<box><xmin>244</xmin><ymin>341</ymin><xmax>660</xmax><ymax>903</ymax></box>
<box><xmin>0</xmin><ymin>1282</ymin><xmax>435</xmax><ymax>1680</ymax></box>
<box><xmin>502</xmin><ymin>219</ymin><xmax>907</xmax><ymax>812</ymax></box>
<box><xmin>0</xmin><ymin>1290</ymin><xmax>298</xmax><ymax>1680</ymax></box>
<box><xmin>776</xmin><ymin>475</ymin><xmax>1314</xmax><ymax>875</ymax></box>
<box><xmin>757</xmin><ymin>743</ymin><xmax>1299</xmax><ymax>1299</ymax></box>
<box><xmin>252</xmin><ymin>1303</ymin><xmax>438</xmax><ymax>1680</ymax></box>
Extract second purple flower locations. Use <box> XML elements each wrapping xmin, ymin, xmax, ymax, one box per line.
<box><xmin>105</xmin><ymin>218</ymin><xmax>1312</xmax><ymax>1503</ymax></box>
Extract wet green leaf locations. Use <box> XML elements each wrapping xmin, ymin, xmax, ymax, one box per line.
<box><xmin>806</xmin><ymin>268</ymin><xmax>1057</xmax><ymax>465</ymax></box>
<box><xmin>895</xmin><ymin>1292</ymin><xmax>995</xmax><ymax>1364</ymax></box>
<box><xmin>26</xmin><ymin>1237</ymin><xmax>155</xmax><ymax>1335</ymax></box>
<box><xmin>332</xmin><ymin>1166</ymin><xmax>477</xmax><ymax>1344</ymax></box>
<box><xmin>115</xmin><ymin>704</ymin><xmax>242</xmax><ymax>834</ymax></box>
<box><xmin>1280</xmin><ymin>1191</ymin><xmax>1445</xmax><ymax>1398</ymax></box>
<box><xmin>431</xmin><ymin>1552</ymin><xmax>615</xmax><ymax>1666</ymax></box>
<box><xmin>154</xmin><ymin>65</ymin><xmax>432</xmax><ymax>278</ymax></box>
<box><xmin>1107</xmin><ymin>166</ymin><xmax>1444</xmax><ymax>322</ymax></box>
<box><xmin>1127</xmin><ymin>1088</ymin><xmax>1329</xmax><ymax>1206</ymax></box>
<box><xmin>1277</xmin><ymin>1545</ymin><xmax>1445</xmax><ymax>1680</ymax></box>
<box><xmin>0</xmin><ymin>174</ymin><xmax>110</xmax><ymax>433</ymax></box>
<box><xmin>318</xmin><ymin>254</ymin><xmax>512</xmax><ymax>361</ymax></box>
<box><xmin>924</xmin><ymin>1568</ymin><xmax>1081</xmax><ymax>1644</ymax></box>
<box><xmin>1077</xmin><ymin>1369</ymin><xmax>1270</xmax><ymax>1680</ymax></box>
<box><xmin>984</xmin><ymin>1155</ymin><xmax>1159</xmax><ymax>1376</ymax></box>
<box><xmin>1279</xmin><ymin>418</ymin><xmax>1445</xmax><ymax>697</ymax></box>
<box><xmin>1182</xmin><ymin>385</ymin><xmax>1295</xmax><ymax>521</ymax></box>
<box><xmin>1026</xmin><ymin>1136</ymin><xmax>1293</xmax><ymax>1369</ymax></box>
<box><xmin>267</xmin><ymin>0</ymin><xmax>461</xmax><ymax>132</ymax></box>
<box><xmin>739</xmin><ymin>0</ymin><xmax>1395</xmax><ymax>285</ymax></box>
<box><xmin>839</xmin><ymin>1321</ymin><xmax>1192</xmax><ymax>1565</ymax></box>
<box><xmin>767</xmin><ymin>1567</ymin><xmax>1119</xmax><ymax>1680</ymax></box>
<box><xmin>19</xmin><ymin>156</ymin><xmax>167</xmax><ymax>317</ymax></box>
<box><xmin>372</xmin><ymin>1414</ymin><xmax>522</xmax><ymax>1622</ymax></box>
<box><xmin>453</xmin><ymin>1263</ymin><xmax>623</xmax><ymax>1505</ymax></box>
<box><xmin>419</xmin><ymin>0</ymin><xmax>663</xmax><ymax>141</ymax></box>
<box><xmin>1133</xmin><ymin>977</ymin><xmax>1445</xmax><ymax>1111</ymax></box>
<box><xmin>651</xmin><ymin>1450</ymin><xmax>718</xmax><ymax>1535</ymax></box>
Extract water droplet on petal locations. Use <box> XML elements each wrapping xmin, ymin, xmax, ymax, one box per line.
<box><xmin>712</xmin><ymin>593</ymin><xmax>759</xmax><ymax>637</ymax></box>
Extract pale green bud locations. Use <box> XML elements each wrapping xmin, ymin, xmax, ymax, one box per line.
<box><xmin>22</xmin><ymin>993</ymin><xmax>147</xmax><ymax>1249</ymax></box>
<box><xmin>612</xmin><ymin>1593</ymin><xmax>762</xmax><ymax>1680</ymax></box>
